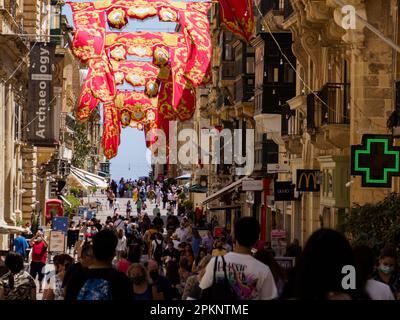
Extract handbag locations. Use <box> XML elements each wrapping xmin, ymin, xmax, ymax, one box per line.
<box><xmin>200</xmin><ymin>255</ymin><xmax>237</xmax><ymax>300</ymax></box>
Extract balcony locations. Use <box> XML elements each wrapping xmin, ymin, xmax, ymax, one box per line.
<box><xmin>255</xmin><ymin>83</ymin><xmax>296</xmax><ymax>115</ymax></box>
<box><xmin>282</xmin><ymin>106</ymin><xmax>303</xmax><ymax>155</ymax></box>
<box><xmin>320</xmin><ymin>83</ymin><xmax>350</xmax><ymax>125</ymax></box>
<box><xmin>220</xmin><ymin>60</ymin><xmax>236</xmax><ymax>81</ymax></box>
<box><xmin>234</xmin><ymin>75</ymin><xmax>255</xmax><ymax>104</ymax></box>
<box><xmin>258</xmin><ymin>0</ymin><xmax>293</xmax><ymax>17</ymax></box>
<box><xmin>257</xmin><ymin>0</ymin><xmax>294</xmax><ymax>32</ymax></box>
<box><xmin>60</xmin><ymin>112</ymin><xmax>76</xmax><ymax>135</ymax></box>
<box><xmin>307</xmin><ymin>83</ymin><xmax>351</xmax><ymax>149</ymax></box>
<box><xmin>255</xmin><ymin>134</ymin><xmax>279</xmax><ymax>171</ymax></box>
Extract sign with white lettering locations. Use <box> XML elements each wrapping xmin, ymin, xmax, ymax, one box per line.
<box><xmin>27</xmin><ymin>42</ymin><xmax>56</xmax><ymax>146</ymax></box>
<box><xmin>242</xmin><ymin>179</ymin><xmax>264</xmax><ymax>191</ymax></box>
<box><xmin>267</xmin><ymin>163</ymin><xmax>290</xmax><ymax>173</ymax></box>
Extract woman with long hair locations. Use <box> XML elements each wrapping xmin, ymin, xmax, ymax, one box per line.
<box><xmin>281</xmin><ymin>229</ymin><xmax>369</xmax><ymax>300</ymax></box>
<box><xmin>116</xmin><ymin>229</ymin><xmax>127</xmax><ymax>261</ymax></box>
<box><xmin>191</xmin><ymin>229</ymin><xmax>202</xmax><ymax>259</ymax></box>
<box><xmin>128</xmin><ymin>263</ymin><xmax>154</xmax><ymax>300</ymax></box>
<box><xmin>192</xmin><ymin>247</ymin><xmax>207</xmax><ymax>273</ymax></box>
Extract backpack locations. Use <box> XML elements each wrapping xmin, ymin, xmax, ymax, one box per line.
<box><xmin>200</xmin><ymin>256</ymin><xmax>237</xmax><ymax>301</ymax></box>
<box><xmin>153</xmin><ymin>239</ymin><xmax>164</xmax><ymax>262</ymax></box>
<box><xmin>77</xmin><ymin>278</ymin><xmax>112</xmax><ymax>300</ymax></box>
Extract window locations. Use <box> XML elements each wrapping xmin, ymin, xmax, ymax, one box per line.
<box><xmin>267</xmin><ymin>64</ymin><xmax>279</xmax><ymax>82</ymax></box>
<box><xmin>15</xmin><ymin>103</ymin><xmax>21</xmax><ymax>141</ymax></box>
<box><xmin>283</xmin><ymin>63</ymin><xmax>295</xmax><ymax>83</ymax></box>
<box><xmin>246</xmin><ymin>57</ymin><xmax>255</xmax><ymax>74</ymax></box>
<box><xmin>274</xmin><ymin>67</ymin><xmax>279</xmax><ymax>82</ymax></box>
<box><xmin>279</xmin><ymin>0</ymin><xmax>285</xmax><ymax>10</ymax></box>
<box><xmin>224</xmin><ymin>44</ymin><xmax>233</xmax><ymax>60</ymax></box>
<box><xmin>50</xmin><ymin>4</ymin><xmax>60</xmax><ymax>29</ymax></box>
<box><xmin>224</xmin><ymin>32</ymin><xmax>232</xmax><ymax>41</ymax></box>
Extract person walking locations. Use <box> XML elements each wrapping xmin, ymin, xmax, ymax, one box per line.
<box><xmin>136</xmin><ymin>198</ymin><xmax>142</xmax><ymax>216</ymax></box>
<box><xmin>128</xmin><ymin>263</ymin><xmax>154</xmax><ymax>300</ymax></box>
<box><xmin>353</xmin><ymin>245</ymin><xmax>394</xmax><ymax>300</ymax></box>
<box><xmin>191</xmin><ymin>229</ymin><xmax>202</xmax><ymax>259</ymax></box>
<box><xmin>162</xmin><ymin>192</ymin><xmax>168</xmax><ymax>210</ymax></box>
<box><xmin>126</xmin><ymin>200</ymin><xmax>132</xmax><ymax>218</ymax></box>
<box><xmin>74</xmin><ymin>230</ymin><xmax>133</xmax><ymax>300</ymax></box>
<box><xmin>13</xmin><ymin>232</ymin><xmax>29</xmax><ymax>261</ymax></box>
<box><xmin>67</xmin><ymin>223</ymin><xmax>78</xmax><ymax>256</ymax></box>
<box><xmin>116</xmin><ymin>229</ymin><xmax>128</xmax><ymax>261</ymax></box>
<box><xmin>200</xmin><ymin>217</ymin><xmax>278</xmax><ymax>300</ymax></box>
<box><xmin>281</xmin><ymin>229</ymin><xmax>369</xmax><ymax>300</ymax></box>
<box><xmin>156</xmin><ymin>189</ymin><xmax>162</xmax><ymax>207</ymax></box>
<box><xmin>29</xmin><ymin>231</ymin><xmax>48</xmax><ymax>293</ymax></box>
<box><xmin>372</xmin><ymin>245</ymin><xmax>400</xmax><ymax>299</ymax></box>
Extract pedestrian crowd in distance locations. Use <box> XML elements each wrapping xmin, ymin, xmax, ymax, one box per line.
<box><xmin>1</xmin><ymin>181</ymin><xmax>399</xmax><ymax>300</ymax></box>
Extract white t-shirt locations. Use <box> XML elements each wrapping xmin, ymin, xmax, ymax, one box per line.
<box><xmin>365</xmin><ymin>279</ymin><xmax>395</xmax><ymax>300</ymax></box>
<box><xmin>116</xmin><ymin>236</ymin><xmax>127</xmax><ymax>252</ymax></box>
<box><xmin>176</xmin><ymin>227</ymin><xmax>189</xmax><ymax>242</ymax></box>
<box><xmin>199</xmin><ymin>252</ymin><xmax>278</xmax><ymax>300</ymax></box>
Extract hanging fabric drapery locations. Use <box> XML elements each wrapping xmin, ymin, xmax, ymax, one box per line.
<box><xmin>67</xmin><ymin>0</ymin><xmax>256</xmax><ymax>159</ymax></box>
<box><xmin>67</xmin><ymin>0</ymin><xmax>213</xmax><ymax>159</ymax></box>
<box><xmin>219</xmin><ymin>0</ymin><xmax>255</xmax><ymax>43</ymax></box>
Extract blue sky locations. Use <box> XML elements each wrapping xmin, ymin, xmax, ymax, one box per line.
<box><xmin>63</xmin><ymin>2</ymin><xmax>179</xmax><ymax>180</ymax></box>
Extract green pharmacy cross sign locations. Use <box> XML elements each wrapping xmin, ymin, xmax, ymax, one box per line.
<box><xmin>351</xmin><ymin>135</ymin><xmax>400</xmax><ymax>188</ymax></box>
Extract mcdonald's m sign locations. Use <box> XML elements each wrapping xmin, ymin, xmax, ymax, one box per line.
<box><xmin>296</xmin><ymin>170</ymin><xmax>320</xmax><ymax>192</ymax></box>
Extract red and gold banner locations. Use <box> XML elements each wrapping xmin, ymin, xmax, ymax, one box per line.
<box><xmin>180</xmin><ymin>3</ymin><xmax>212</xmax><ymax>86</ymax></box>
<box><xmin>219</xmin><ymin>0</ymin><xmax>255</xmax><ymax>43</ymax></box>
<box><xmin>67</xmin><ymin>0</ymin><xmax>212</xmax><ymax>157</ymax></box>
<box><xmin>102</xmin><ymin>102</ymin><xmax>121</xmax><ymax>159</ymax></box>
<box><xmin>115</xmin><ymin>90</ymin><xmax>158</xmax><ymax>128</ymax></box>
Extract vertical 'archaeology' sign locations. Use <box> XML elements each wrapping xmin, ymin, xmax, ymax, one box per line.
<box><xmin>28</xmin><ymin>42</ymin><xmax>56</xmax><ymax>146</ymax></box>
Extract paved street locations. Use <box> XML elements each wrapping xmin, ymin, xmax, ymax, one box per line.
<box><xmin>87</xmin><ymin>193</ymin><xmax>172</xmax><ymax>223</ymax></box>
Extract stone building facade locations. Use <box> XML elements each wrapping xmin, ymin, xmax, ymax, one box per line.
<box><xmin>273</xmin><ymin>0</ymin><xmax>400</xmax><ymax>244</ymax></box>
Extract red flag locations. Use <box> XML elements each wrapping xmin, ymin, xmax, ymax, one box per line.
<box><xmin>219</xmin><ymin>0</ymin><xmax>255</xmax><ymax>42</ymax></box>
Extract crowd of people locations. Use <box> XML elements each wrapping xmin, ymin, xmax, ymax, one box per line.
<box><xmin>1</xmin><ymin>179</ymin><xmax>400</xmax><ymax>301</ymax></box>
<box><xmin>2</xmin><ymin>213</ymin><xmax>400</xmax><ymax>300</ymax></box>
<box><xmin>106</xmin><ymin>179</ymin><xmax>206</xmax><ymax>226</ymax></box>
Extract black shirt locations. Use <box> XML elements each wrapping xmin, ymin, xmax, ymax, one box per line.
<box><xmin>153</xmin><ymin>216</ymin><xmax>164</xmax><ymax>228</ymax></box>
<box><xmin>154</xmin><ymin>275</ymin><xmax>173</xmax><ymax>300</ymax></box>
<box><xmin>162</xmin><ymin>248</ymin><xmax>180</xmax><ymax>262</ymax></box>
<box><xmin>64</xmin><ymin>263</ymin><xmax>87</xmax><ymax>301</ymax></box>
<box><xmin>65</xmin><ymin>267</ymin><xmax>133</xmax><ymax>301</ymax></box>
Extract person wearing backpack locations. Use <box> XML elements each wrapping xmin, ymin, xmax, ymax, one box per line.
<box><xmin>75</xmin><ymin>229</ymin><xmax>133</xmax><ymax>300</ymax></box>
<box><xmin>151</xmin><ymin>233</ymin><xmax>164</xmax><ymax>266</ymax></box>
<box><xmin>199</xmin><ymin>217</ymin><xmax>278</xmax><ymax>300</ymax></box>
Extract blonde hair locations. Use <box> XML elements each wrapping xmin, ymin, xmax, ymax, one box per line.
<box><xmin>198</xmin><ymin>255</ymin><xmax>212</xmax><ymax>270</ymax></box>
<box><xmin>127</xmin><ymin>263</ymin><xmax>150</xmax><ymax>284</ymax></box>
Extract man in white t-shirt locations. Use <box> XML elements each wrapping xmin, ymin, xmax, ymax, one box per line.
<box><xmin>175</xmin><ymin>221</ymin><xmax>190</xmax><ymax>242</ymax></box>
<box><xmin>200</xmin><ymin>217</ymin><xmax>278</xmax><ymax>300</ymax></box>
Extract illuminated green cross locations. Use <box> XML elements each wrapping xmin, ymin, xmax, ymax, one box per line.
<box><xmin>351</xmin><ymin>135</ymin><xmax>400</xmax><ymax>188</ymax></box>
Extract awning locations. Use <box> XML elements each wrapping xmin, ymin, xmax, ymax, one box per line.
<box><xmin>176</xmin><ymin>173</ymin><xmax>191</xmax><ymax>180</ymax></box>
<box><xmin>59</xmin><ymin>195</ymin><xmax>72</xmax><ymax>208</ymax></box>
<box><xmin>68</xmin><ymin>166</ymin><xmax>109</xmax><ymax>190</ymax></box>
<box><xmin>202</xmin><ymin>176</ymin><xmax>249</xmax><ymax>205</ymax></box>
<box><xmin>208</xmin><ymin>205</ymin><xmax>241</xmax><ymax>211</ymax></box>
<box><xmin>189</xmin><ymin>184</ymin><xmax>208</xmax><ymax>193</ymax></box>
<box><xmin>0</xmin><ymin>221</ymin><xmax>26</xmax><ymax>234</ymax></box>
